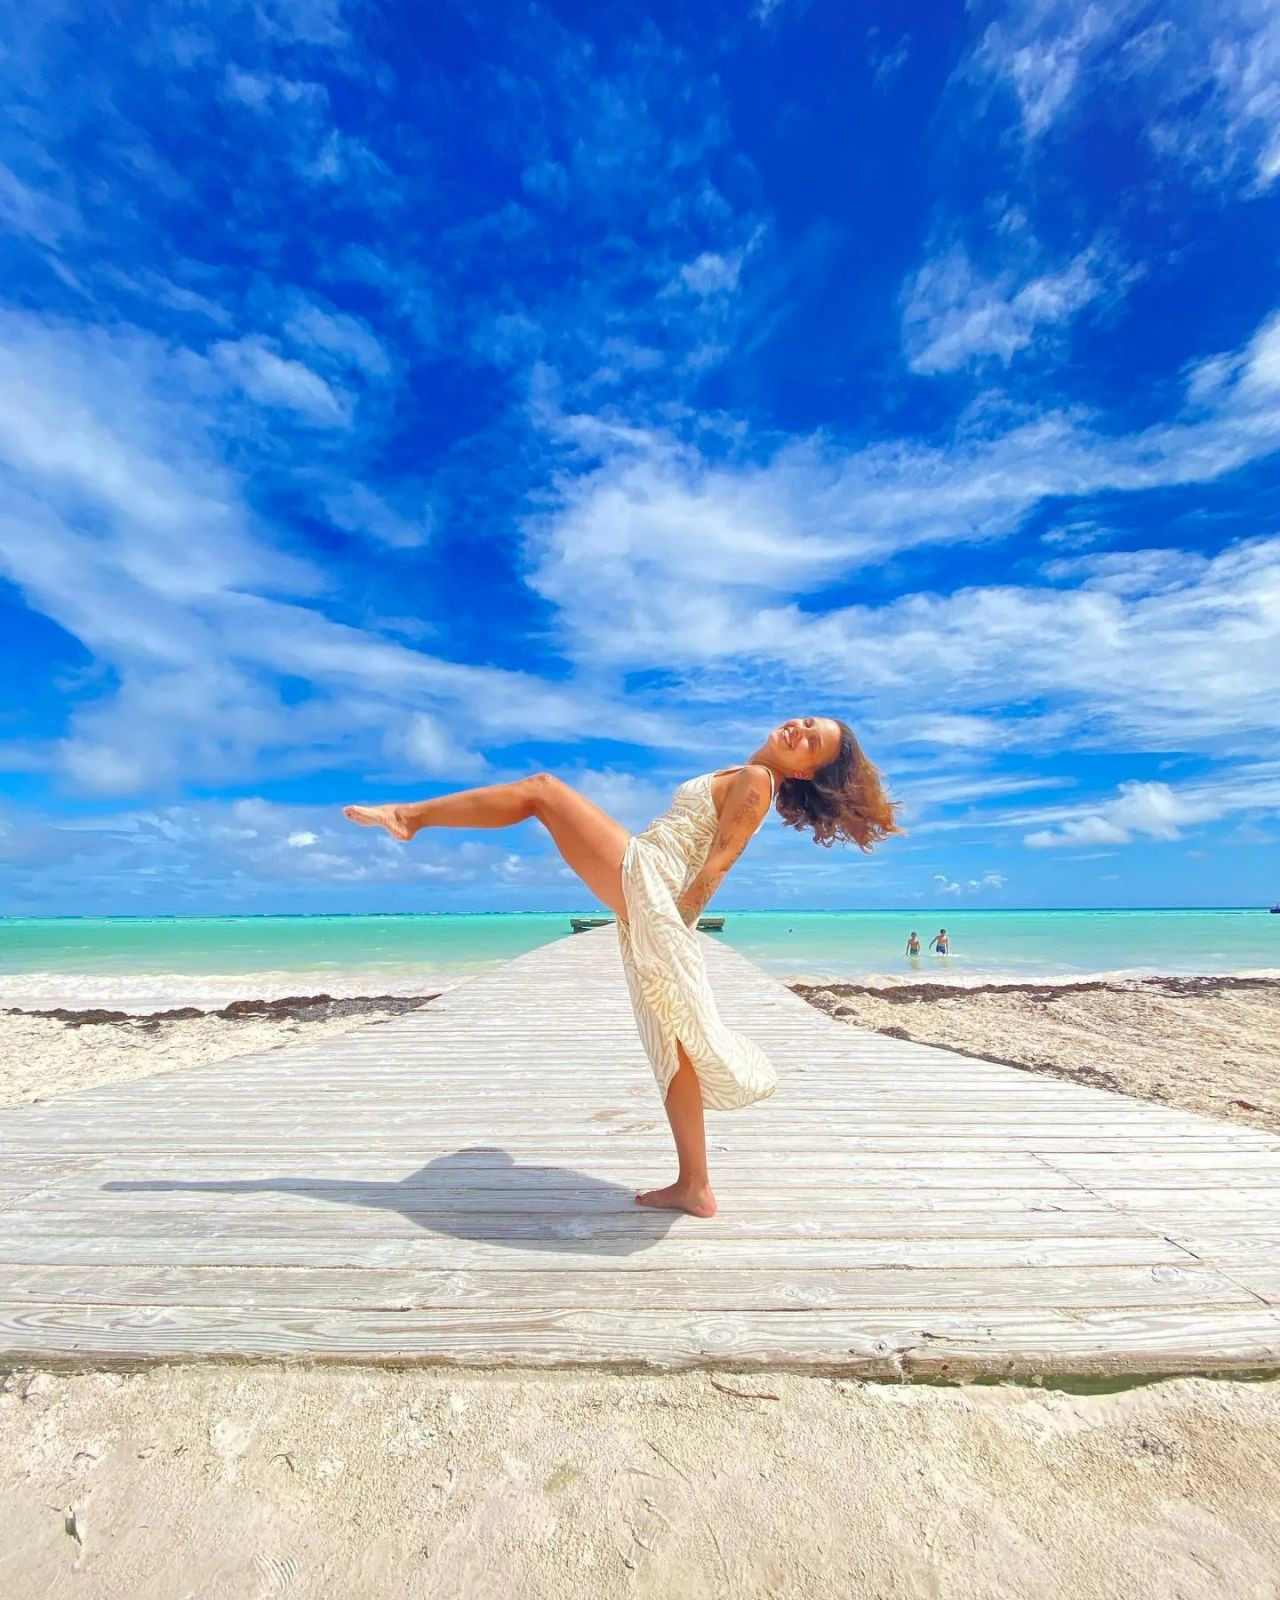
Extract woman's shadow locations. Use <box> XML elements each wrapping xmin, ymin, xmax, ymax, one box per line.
<box><xmin>102</xmin><ymin>1147</ymin><xmax>680</xmax><ymax>1256</ymax></box>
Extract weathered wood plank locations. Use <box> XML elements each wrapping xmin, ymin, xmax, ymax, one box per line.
<box><xmin>0</xmin><ymin>1235</ymin><xmax>1192</xmax><ymax>1292</ymax></box>
<box><xmin>0</xmin><ymin>1262</ymin><xmax>1244</xmax><ymax>1311</ymax></box>
<box><xmin>0</xmin><ymin>1216</ymin><xmax>1176</xmax><ymax>1269</ymax></box>
<box><xmin>3</xmin><ymin>1303</ymin><xmax>1279</xmax><ymax>1377</ymax></box>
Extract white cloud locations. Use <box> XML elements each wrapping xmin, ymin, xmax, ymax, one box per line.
<box><xmin>331</xmin><ymin>246</ymin><xmax>437</xmax><ymax>347</ymax></box>
<box><xmin>571</xmin><ymin>767</ymin><xmax>672</xmax><ymax>833</ymax></box>
<box><xmin>972</xmin><ymin>1</ymin><xmax>1280</xmax><ymax>194</ymax></box>
<box><xmin>893</xmin><ymin>714</ymin><xmax>1006</xmax><ymax>750</ymax></box>
<box><xmin>322</xmin><ymin>484</ymin><xmax>433</xmax><ymax>549</ymax></box>
<box><xmin>284</xmin><ymin>300</ymin><xmax>390</xmax><ymax>379</ymax></box>
<box><xmin>57</xmin><ymin>741</ymin><xmax>157</xmax><ymax>798</ymax></box>
<box><xmin>1025</xmin><ymin>815</ymin><xmax>1131</xmax><ymax>849</ymax></box>
<box><xmin>934</xmin><ymin>869</ymin><xmax>1006</xmax><ymax>895</ymax></box>
<box><xmin>0</xmin><ymin>161</ymin><xmax>79</xmax><ymax>249</ymax></box>
<box><xmin>396</xmin><ymin>713</ymin><xmax>488</xmax><ymax>781</ymax></box>
<box><xmin>902</xmin><ymin>247</ymin><xmax>1106</xmax><ymax>374</ymax></box>
<box><xmin>286</xmin><ymin>829</ymin><xmax>318</xmax><ymax>847</ymax></box>
<box><xmin>256</xmin><ymin>0</ymin><xmax>349</xmax><ymax>47</ymax></box>
<box><xmin>974</xmin><ymin>2</ymin><xmax>1123</xmax><ymax>138</ymax></box>
<box><xmin>222</xmin><ymin>68</ymin><xmax>326</xmax><ymax>111</ymax></box>
<box><xmin>211</xmin><ymin>336</ymin><xmax>349</xmax><ymax>423</ymax></box>
<box><xmin>1021</xmin><ymin>772</ymin><xmax>1280</xmax><ymax>848</ymax></box>
<box><xmin>679</xmin><ymin>251</ymin><xmax>742</xmax><ymax>296</ymax></box>
<box><xmin>1213</xmin><ymin>4</ymin><xmax>1280</xmax><ymax>188</ymax></box>
<box><xmin>873</xmin><ymin>36</ymin><xmax>910</xmax><ymax>88</ymax></box>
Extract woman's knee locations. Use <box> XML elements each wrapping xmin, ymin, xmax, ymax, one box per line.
<box><xmin>522</xmin><ymin>771</ymin><xmax>564</xmax><ymax>815</ymax></box>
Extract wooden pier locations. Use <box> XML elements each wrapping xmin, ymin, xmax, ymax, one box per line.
<box><xmin>2</xmin><ymin>927</ymin><xmax>1279</xmax><ymax>1377</ymax></box>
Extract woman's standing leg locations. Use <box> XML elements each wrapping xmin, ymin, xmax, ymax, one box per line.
<box><xmin>635</xmin><ymin>1041</ymin><xmax>716</xmax><ymax>1217</ymax></box>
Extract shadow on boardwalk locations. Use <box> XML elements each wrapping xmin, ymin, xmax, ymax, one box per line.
<box><xmin>102</xmin><ymin>1146</ymin><xmax>678</xmax><ymax>1256</ymax></box>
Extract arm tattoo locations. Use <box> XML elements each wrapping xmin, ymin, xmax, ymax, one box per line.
<box><xmin>677</xmin><ymin>780</ymin><xmax>764</xmax><ymax>925</ymax></box>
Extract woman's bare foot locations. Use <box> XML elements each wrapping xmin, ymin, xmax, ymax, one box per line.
<box><xmin>635</xmin><ymin>1180</ymin><xmax>717</xmax><ymax>1218</ymax></box>
<box><xmin>342</xmin><ymin>804</ymin><xmax>413</xmax><ymax>841</ymax></box>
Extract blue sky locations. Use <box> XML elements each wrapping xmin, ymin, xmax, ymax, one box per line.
<box><xmin>1</xmin><ymin>0</ymin><xmax>1279</xmax><ymax>916</ymax></box>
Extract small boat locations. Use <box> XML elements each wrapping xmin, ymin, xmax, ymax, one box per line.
<box><xmin>1271</xmin><ymin>903</ymin><xmax>1280</xmax><ymax>914</ymax></box>
<box><xmin>570</xmin><ymin>915</ymin><xmax>725</xmax><ymax>933</ymax></box>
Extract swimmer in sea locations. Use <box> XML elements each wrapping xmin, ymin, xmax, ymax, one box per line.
<box><xmin>906</xmin><ymin>931</ymin><xmax>921</xmax><ymax>956</ymax></box>
<box><xmin>929</xmin><ymin>927</ymin><xmax>949</xmax><ymax>955</ymax></box>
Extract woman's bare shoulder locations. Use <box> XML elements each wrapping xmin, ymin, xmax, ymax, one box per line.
<box><xmin>721</xmin><ymin>764</ymin><xmax>775</xmax><ymax>820</ymax></box>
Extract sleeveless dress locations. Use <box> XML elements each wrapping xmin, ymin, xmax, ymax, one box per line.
<box><xmin>616</xmin><ymin>767</ymin><xmax>778</xmax><ymax>1111</ymax></box>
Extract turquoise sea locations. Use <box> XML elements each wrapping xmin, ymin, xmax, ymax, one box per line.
<box><xmin>1</xmin><ymin>909</ymin><xmax>1276</xmax><ymax>1012</ymax></box>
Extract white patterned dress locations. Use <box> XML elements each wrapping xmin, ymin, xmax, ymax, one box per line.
<box><xmin>616</xmin><ymin>767</ymin><xmax>778</xmax><ymax>1111</ymax></box>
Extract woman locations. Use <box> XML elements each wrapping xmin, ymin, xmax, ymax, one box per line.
<box><xmin>344</xmin><ymin>716</ymin><xmax>902</xmax><ymax>1218</ymax></box>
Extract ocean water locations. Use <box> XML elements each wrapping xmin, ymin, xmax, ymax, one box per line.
<box><xmin>0</xmin><ymin>909</ymin><xmax>1276</xmax><ymax>1012</ymax></box>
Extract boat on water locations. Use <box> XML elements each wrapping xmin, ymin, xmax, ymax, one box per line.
<box><xmin>1271</xmin><ymin>903</ymin><xmax>1280</xmax><ymax>914</ymax></box>
<box><xmin>570</xmin><ymin>915</ymin><xmax>725</xmax><ymax>933</ymax></box>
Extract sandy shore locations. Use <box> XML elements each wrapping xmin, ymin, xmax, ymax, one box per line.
<box><xmin>0</xmin><ymin>994</ymin><xmax>439</xmax><ymax>1110</ymax></box>
<box><xmin>791</xmin><ymin>975</ymin><xmax>1280</xmax><ymax>1137</ymax></box>
<box><xmin>1</xmin><ymin>1365</ymin><xmax>1278</xmax><ymax>1599</ymax></box>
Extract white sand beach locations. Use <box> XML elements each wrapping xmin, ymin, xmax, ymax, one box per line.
<box><xmin>4</xmin><ymin>1365</ymin><xmax>1280</xmax><ymax>1598</ymax></box>
<box><xmin>792</xmin><ymin>975</ymin><xmax>1280</xmax><ymax>1137</ymax></box>
<box><xmin>0</xmin><ymin>997</ymin><xmax>433</xmax><ymax>1110</ymax></box>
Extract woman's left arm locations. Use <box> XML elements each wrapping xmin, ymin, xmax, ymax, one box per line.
<box><xmin>676</xmin><ymin>766</ymin><xmax>771</xmax><ymax>927</ymax></box>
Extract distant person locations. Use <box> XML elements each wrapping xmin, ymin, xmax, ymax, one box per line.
<box><xmin>344</xmin><ymin>715</ymin><xmax>902</xmax><ymax>1218</ymax></box>
<box><xmin>929</xmin><ymin>928</ymin><xmax>949</xmax><ymax>955</ymax></box>
<box><xmin>905</xmin><ymin>931</ymin><xmax>921</xmax><ymax>956</ymax></box>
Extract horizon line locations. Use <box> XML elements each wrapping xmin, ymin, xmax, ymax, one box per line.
<box><xmin>0</xmin><ymin>905</ymin><xmax>1270</xmax><ymax>921</ymax></box>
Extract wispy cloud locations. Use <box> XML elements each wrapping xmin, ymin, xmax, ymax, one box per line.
<box><xmin>1021</xmin><ymin>769</ymin><xmax>1280</xmax><ymax>848</ymax></box>
<box><xmin>211</xmin><ymin>336</ymin><xmax>351</xmax><ymax>423</ymax></box>
<box><xmin>971</xmin><ymin>0</ymin><xmax>1280</xmax><ymax>194</ymax></box>
<box><xmin>902</xmin><ymin>245</ymin><xmax>1109</xmax><ymax>373</ymax></box>
<box><xmin>971</xmin><ymin>1</ymin><xmax>1127</xmax><ymax>139</ymax></box>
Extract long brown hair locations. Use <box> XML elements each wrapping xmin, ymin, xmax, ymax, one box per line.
<box><xmin>776</xmin><ymin>719</ymin><xmax>904</xmax><ymax>850</ymax></box>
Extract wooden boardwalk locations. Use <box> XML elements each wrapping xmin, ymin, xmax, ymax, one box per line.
<box><xmin>3</xmin><ymin>927</ymin><xmax>1280</xmax><ymax>1377</ymax></box>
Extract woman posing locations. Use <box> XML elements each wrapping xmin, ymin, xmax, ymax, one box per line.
<box><xmin>344</xmin><ymin>717</ymin><xmax>901</xmax><ymax>1217</ymax></box>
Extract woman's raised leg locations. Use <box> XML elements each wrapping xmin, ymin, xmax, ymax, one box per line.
<box><xmin>635</xmin><ymin>1041</ymin><xmax>716</xmax><ymax>1217</ymax></box>
<box><xmin>345</xmin><ymin>774</ymin><xmax>717</xmax><ymax>1207</ymax></box>
<box><xmin>344</xmin><ymin>773</ymin><xmax>630</xmax><ymax>918</ymax></box>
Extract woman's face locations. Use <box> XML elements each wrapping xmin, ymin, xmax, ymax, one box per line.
<box><xmin>768</xmin><ymin>716</ymin><xmax>842</xmax><ymax>779</ymax></box>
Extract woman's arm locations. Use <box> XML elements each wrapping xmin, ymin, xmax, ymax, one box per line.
<box><xmin>675</xmin><ymin>765</ymin><xmax>772</xmax><ymax>927</ymax></box>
